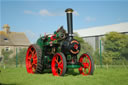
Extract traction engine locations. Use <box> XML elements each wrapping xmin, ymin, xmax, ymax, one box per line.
<box><xmin>26</xmin><ymin>8</ymin><xmax>94</xmax><ymax>76</ymax></box>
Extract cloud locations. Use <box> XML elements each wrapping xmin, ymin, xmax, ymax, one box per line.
<box><xmin>24</xmin><ymin>9</ymin><xmax>61</xmax><ymax>16</ymax></box>
<box><xmin>39</xmin><ymin>9</ymin><xmax>54</xmax><ymax>16</ymax></box>
<box><xmin>24</xmin><ymin>9</ymin><xmax>79</xmax><ymax>16</ymax></box>
<box><xmin>85</xmin><ymin>16</ymin><xmax>96</xmax><ymax>22</ymax></box>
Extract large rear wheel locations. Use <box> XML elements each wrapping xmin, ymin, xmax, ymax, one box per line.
<box><xmin>79</xmin><ymin>53</ymin><xmax>94</xmax><ymax>75</ymax></box>
<box><xmin>51</xmin><ymin>52</ymin><xmax>67</xmax><ymax>76</ymax></box>
<box><xmin>26</xmin><ymin>44</ymin><xmax>44</xmax><ymax>74</ymax></box>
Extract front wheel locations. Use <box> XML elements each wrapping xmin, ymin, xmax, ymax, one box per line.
<box><xmin>79</xmin><ymin>53</ymin><xmax>94</xmax><ymax>75</ymax></box>
<box><xmin>51</xmin><ymin>52</ymin><xmax>67</xmax><ymax>76</ymax></box>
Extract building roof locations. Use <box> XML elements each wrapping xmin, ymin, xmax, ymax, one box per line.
<box><xmin>74</xmin><ymin>22</ymin><xmax>128</xmax><ymax>37</ymax></box>
<box><xmin>0</xmin><ymin>31</ymin><xmax>31</xmax><ymax>46</ymax></box>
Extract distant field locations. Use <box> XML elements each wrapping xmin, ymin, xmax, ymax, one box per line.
<box><xmin>0</xmin><ymin>67</ymin><xmax>128</xmax><ymax>85</ymax></box>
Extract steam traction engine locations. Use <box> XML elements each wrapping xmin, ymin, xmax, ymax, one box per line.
<box><xmin>26</xmin><ymin>8</ymin><xmax>94</xmax><ymax>76</ymax></box>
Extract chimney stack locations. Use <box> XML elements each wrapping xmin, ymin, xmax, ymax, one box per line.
<box><xmin>2</xmin><ymin>24</ymin><xmax>10</xmax><ymax>34</ymax></box>
<box><xmin>65</xmin><ymin>8</ymin><xmax>74</xmax><ymax>40</ymax></box>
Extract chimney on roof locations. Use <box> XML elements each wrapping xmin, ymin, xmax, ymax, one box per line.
<box><xmin>2</xmin><ymin>24</ymin><xmax>10</xmax><ymax>34</ymax></box>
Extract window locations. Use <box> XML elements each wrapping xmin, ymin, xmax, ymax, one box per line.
<box><xmin>4</xmin><ymin>38</ymin><xmax>8</xmax><ymax>40</ymax></box>
<box><xmin>4</xmin><ymin>38</ymin><xmax>8</xmax><ymax>42</ymax></box>
<box><xmin>5</xmin><ymin>47</ymin><xmax>10</xmax><ymax>51</ymax></box>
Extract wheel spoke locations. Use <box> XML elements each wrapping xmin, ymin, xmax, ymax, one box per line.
<box><xmin>31</xmin><ymin>52</ymin><xmax>35</xmax><ymax>58</ymax></box>
<box><xmin>79</xmin><ymin>53</ymin><xmax>93</xmax><ymax>75</ymax></box>
<box><xmin>81</xmin><ymin>57</ymin><xmax>85</xmax><ymax>63</ymax></box>
<box><xmin>28</xmin><ymin>57</ymin><xmax>31</xmax><ymax>61</ymax></box>
<box><xmin>30</xmin><ymin>48</ymin><xmax>35</xmax><ymax>58</ymax></box>
<box><xmin>58</xmin><ymin>63</ymin><xmax>63</xmax><ymax>69</ymax></box>
<box><xmin>28</xmin><ymin>53</ymin><xmax>32</xmax><ymax>58</ymax></box>
<box><xmin>55</xmin><ymin>59</ymin><xmax>58</xmax><ymax>64</ymax></box>
<box><xmin>58</xmin><ymin>67</ymin><xmax>62</xmax><ymax>72</ymax></box>
<box><xmin>55</xmin><ymin>56</ymin><xmax>59</xmax><ymax>64</ymax></box>
<box><xmin>32</xmin><ymin>68</ymin><xmax>36</xmax><ymax>72</ymax></box>
<box><xmin>85</xmin><ymin>63</ymin><xmax>89</xmax><ymax>68</ymax></box>
<box><xmin>26</xmin><ymin>45</ymin><xmax>43</xmax><ymax>74</ymax></box>
<box><xmin>87</xmin><ymin>64</ymin><xmax>90</xmax><ymax>70</ymax></box>
<box><xmin>57</xmin><ymin>56</ymin><xmax>59</xmax><ymax>62</ymax></box>
<box><xmin>51</xmin><ymin>53</ymin><xmax>66</xmax><ymax>76</ymax></box>
<box><xmin>33</xmin><ymin>60</ymin><xmax>37</xmax><ymax>64</ymax></box>
<box><xmin>85</xmin><ymin>58</ymin><xmax>88</xmax><ymax>63</ymax></box>
<box><xmin>32</xmin><ymin>65</ymin><xmax>36</xmax><ymax>72</ymax></box>
<box><xmin>84</xmin><ymin>68</ymin><xmax>86</xmax><ymax>73</ymax></box>
<box><xmin>33</xmin><ymin>53</ymin><xmax>37</xmax><ymax>58</ymax></box>
<box><xmin>87</xmin><ymin>68</ymin><xmax>90</xmax><ymax>74</ymax></box>
<box><xmin>56</xmin><ymin>68</ymin><xmax>58</xmax><ymax>74</ymax></box>
<box><xmin>57</xmin><ymin>56</ymin><xmax>58</xmax><ymax>61</ymax></box>
<box><xmin>33</xmin><ymin>58</ymin><xmax>37</xmax><ymax>61</ymax></box>
<box><xmin>29</xmin><ymin>65</ymin><xmax>32</xmax><ymax>69</ymax></box>
<box><xmin>30</xmin><ymin>49</ymin><xmax>33</xmax><ymax>54</ymax></box>
<box><xmin>58</xmin><ymin>60</ymin><xmax>62</xmax><ymax>65</ymax></box>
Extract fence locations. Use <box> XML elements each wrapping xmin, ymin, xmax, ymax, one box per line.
<box><xmin>0</xmin><ymin>48</ymin><xmax>27</xmax><ymax>68</ymax></box>
<box><xmin>0</xmin><ymin>44</ymin><xmax>128</xmax><ymax>69</ymax></box>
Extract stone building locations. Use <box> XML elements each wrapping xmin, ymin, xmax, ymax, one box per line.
<box><xmin>0</xmin><ymin>24</ymin><xmax>31</xmax><ymax>58</ymax></box>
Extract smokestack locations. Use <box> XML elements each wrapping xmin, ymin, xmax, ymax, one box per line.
<box><xmin>65</xmin><ymin>8</ymin><xmax>74</xmax><ymax>40</ymax></box>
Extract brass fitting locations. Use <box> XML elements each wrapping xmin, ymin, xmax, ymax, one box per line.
<box><xmin>65</xmin><ymin>8</ymin><xmax>74</xmax><ymax>13</ymax></box>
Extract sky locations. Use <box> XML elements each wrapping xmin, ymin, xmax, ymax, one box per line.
<box><xmin>0</xmin><ymin>0</ymin><xmax>128</xmax><ymax>43</ymax></box>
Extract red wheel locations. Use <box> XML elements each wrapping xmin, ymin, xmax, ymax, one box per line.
<box><xmin>51</xmin><ymin>52</ymin><xmax>67</xmax><ymax>76</ymax></box>
<box><xmin>26</xmin><ymin>44</ymin><xmax>44</xmax><ymax>74</ymax></box>
<box><xmin>79</xmin><ymin>53</ymin><xmax>94</xmax><ymax>75</ymax></box>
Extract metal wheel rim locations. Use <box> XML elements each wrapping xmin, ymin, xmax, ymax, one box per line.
<box><xmin>51</xmin><ymin>53</ymin><xmax>64</xmax><ymax>76</ymax></box>
<box><xmin>79</xmin><ymin>54</ymin><xmax>92</xmax><ymax>75</ymax></box>
<box><xmin>26</xmin><ymin>45</ymin><xmax>37</xmax><ymax>73</ymax></box>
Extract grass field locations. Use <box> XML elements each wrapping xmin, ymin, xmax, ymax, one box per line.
<box><xmin>0</xmin><ymin>67</ymin><xmax>128</xmax><ymax>85</ymax></box>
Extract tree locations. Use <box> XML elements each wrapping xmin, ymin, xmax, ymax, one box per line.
<box><xmin>13</xmin><ymin>48</ymin><xmax>27</xmax><ymax>67</ymax></box>
<box><xmin>92</xmin><ymin>48</ymin><xmax>100</xmax><ymax>65</ymax></box>
<box><xmin>1</xmin><ymin>49</ymin><xmax>13</xmax><ymax>66</ymax></box>
<box><xmin>102</xmin><ymin>32</ymin><xmax>128</xmax><ymax>65</ymax></box>
<box><xmin>121</xmin><ymin>35</ymin><xmax>128</xmax><ymax>60</ymax></box>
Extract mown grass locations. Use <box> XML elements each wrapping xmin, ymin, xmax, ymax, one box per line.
<box><xmin>0</xmin><ymin>67</ymin><xmax>128</xmax><ymax>85</ymax></box>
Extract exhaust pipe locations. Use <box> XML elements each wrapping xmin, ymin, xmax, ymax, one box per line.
<box><xmin>65</xmin><ymin>8</ymin><xmax>74</xmax><ymax>40</ymax></box>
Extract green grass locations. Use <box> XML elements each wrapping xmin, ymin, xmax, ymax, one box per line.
<box><xmin>0</xmin><ymin>67</ymin><xmax>128</xmax><ymax>85</ymax></box>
